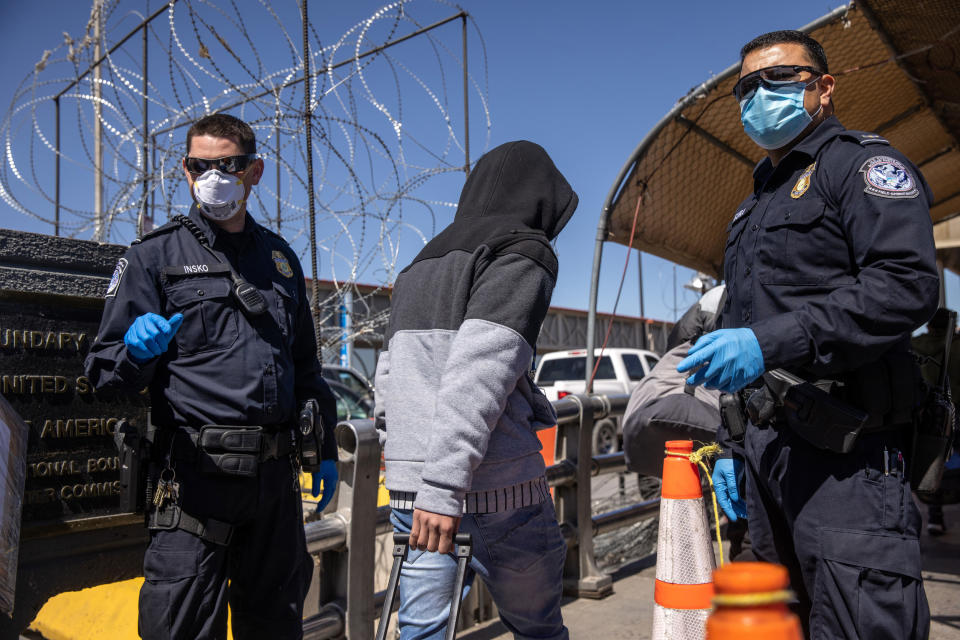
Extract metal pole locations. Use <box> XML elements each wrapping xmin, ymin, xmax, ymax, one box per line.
<box><xmin>673</xmin><ymin>264</ymin><xmax>677</xmax><ymax>321</ymax></box>
<box><xmin>584</xmin><ymin>208</ymin><xmax>608</xmax><ymax>393</ymax></box>
<box><xmin>54</xmin><ymin>97</ymin><xmax>60</xmax><ymax>236</ymax></box>
<box><xmin>938</xmin><ymin>261</ymin><xmax>946</xmax><ymax>307</ymax></box>
<box><xmin>276</xmin><ymin>123</ymin><xmax>282</xmax><ymax>232</ymax></box>
<box><xmin>340</xmin><ymin>290</ymin><xmax>353</xmax><ymax>368</ymax></box>
<box><xmin>461</xmin><ymin>15</ymin><xmax>470</xmax><ymax>176</ymax></box>
<box><xmin>139</xmin><ymin>6</ymin><xmax>149</xmax><ymax>238</ymax></box>
<box><xmin>637</xmin><ymin>250</ymin><xmax>646</xmax><ymax>349</ymax></box>
<box><xmin>302</xmin><ymin>0</ymin><xmax>322</xmax><ymax>359</ymax></box>
<box><xmin>93</xmin><ymin>0</ymin><xmax>104</xmax><ymax>241</ymax></box>
<box><xmin>150</xmin><ymin>135</ymin><xmax>156</xmax><ymax>222</ymax></box>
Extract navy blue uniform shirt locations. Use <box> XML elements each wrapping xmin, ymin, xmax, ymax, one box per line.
<box><xmin>723</xmin><ymin>115</ymin><xmax>939</xmax><ymax>378</ymax></box>
<box><xmin>85</xmin><ymin>206</ymin><xmax>338</xmax><ymax>460</ymax></box>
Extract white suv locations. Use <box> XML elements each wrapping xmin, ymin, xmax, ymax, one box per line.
<box><xmin>533</xmin><ymin>348</ymin><xmax>660</xmax><ymax>454</ymax></box>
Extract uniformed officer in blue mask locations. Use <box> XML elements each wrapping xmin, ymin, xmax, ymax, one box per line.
<box><xmin>678</xmin><ymin>31</ymin><xmax>937</xmax><ymax>638</ymax></box>
<box><xmin>85</xmin><ymin>113</ymin><xmax>339</xmax><ymax>640</ymax></box>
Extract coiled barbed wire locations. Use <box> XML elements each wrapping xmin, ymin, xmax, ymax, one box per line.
<box><xmin>0</xmin><ymin>0</ymin><xmax>491</xmax><ymax>358</ymax></box>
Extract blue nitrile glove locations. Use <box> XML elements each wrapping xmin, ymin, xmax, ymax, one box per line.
<box><xmin>677</xmin><ymin>328</ymin><xmax>764</xmax><ymax>392</ymax></box>
<box><xmin>123</xmin><ymin>313</ymin><xmax>183</xmax><ymax>363</ymax></box>
<box><xmin>713</xmin><ymin>457</ymin><xmax>748</xmax><ymax>522</ymax></box>
<box><xmin>312</xmin><ymin>459</ymin><xmax>339</xmax><ymax>512</ymax></box>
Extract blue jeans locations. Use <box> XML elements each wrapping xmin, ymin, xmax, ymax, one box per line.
<box><xmin>390</xmin><ymin>500</ymin><xmax>569</xmax><ymax>640</ymax></box>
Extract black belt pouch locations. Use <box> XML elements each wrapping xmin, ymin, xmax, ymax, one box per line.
<box><xmin>781</xmin><ymin>384</ymin><xmax>868</xmax><ymax>454</ymax></box>
<box><xmin>198</xmin><ymin>425</ymin><xmax>262</xmax><ymax>478</ymax></box>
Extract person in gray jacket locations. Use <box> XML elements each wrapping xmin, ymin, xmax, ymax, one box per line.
<box><xmin>375</xmin><ymin>140</ymin><xmax>577</xmax><ymax>639</ymax></box>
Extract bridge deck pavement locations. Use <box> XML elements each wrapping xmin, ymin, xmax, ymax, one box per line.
<box><xmin>460</xmin><ymin>502</ymin><xmax>960</xmax><ymax>640</ymax></box>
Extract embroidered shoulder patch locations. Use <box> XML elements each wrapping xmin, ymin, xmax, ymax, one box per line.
<box><xmin>272</xmin><ymin>250</ymin><xmax>294</xmax><ymax>278</ymax></box>
<box><xmin>859</xmin><ymin>156</ymin><xmax>918</xmax><ymax>199</ymax></box>
<box><xmin>105</xmin><ymin>258</ymin><xmax>128</xmax><ymax>297</ymax></box>
<box><xmin>791</xmin><ymin>162</ymin><xmax>816</xmax><ymax>199</ymax></box>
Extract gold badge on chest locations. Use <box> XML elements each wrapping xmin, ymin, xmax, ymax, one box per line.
<box><xmin>791</xmin><ymin>162</ymin><xmax>816</xmax><ymax>199</ymax></box>
<box><xmin>272</xmin><ymin>250</ymin><xmax>294</xmax><ymax>278</ymax></box>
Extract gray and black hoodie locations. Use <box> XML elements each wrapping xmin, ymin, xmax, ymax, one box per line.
<box><xmin>375</xmin><ymin>140</ymin><xmax>578</xmax><ymax>517</ymax></box>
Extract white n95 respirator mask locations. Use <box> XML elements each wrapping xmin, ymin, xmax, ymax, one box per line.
<box><xmin>192</xmin><ymin>170</ymin><xmax>246</xmax><ymax>221</ymax></box>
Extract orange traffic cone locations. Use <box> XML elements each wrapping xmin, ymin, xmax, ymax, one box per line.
<box><xmin>707</xmin><ymin>562</ymin><xmax>802</xmax><ymax>639</ymax></box>
<box><xmin>652</xmin><ymin>440</ymin><xmax>716</xmax><ymax>639</ymax></box>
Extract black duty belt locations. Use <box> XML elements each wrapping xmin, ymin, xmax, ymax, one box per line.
<box><xmin>168</xmin><ymin>425</ymin><xmax>296</xmax><ymax>474</ymax></box>
<box><xmin>744</xmin><ymin>369</ymin><xmax>912</xmax><ymax>454</ymax></box>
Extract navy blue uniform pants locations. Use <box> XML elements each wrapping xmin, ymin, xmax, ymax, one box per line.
<box><xmin>139</xmin><ymin>456</ymin><xmax>312</xmax><ymax>640</ymax></box>
<box><xmin>742</xmin><ymin>420</ymin><xmax>930</xmax><ymax>640</ymax></box>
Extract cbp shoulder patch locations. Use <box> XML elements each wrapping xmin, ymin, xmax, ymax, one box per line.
<box><xmin>272</xmin><ymin>250</ymin><xmax>294</xmax><ymax>278</ymax></box>
<box><xmin>105</xmin><ymin>258</ymin><xmax>128</xmax><ymax>297</ymax></box>
<box><xmin>859</xmin><ymin>156</ymin><xmax>919</xmax><ymax>199</ymax></box>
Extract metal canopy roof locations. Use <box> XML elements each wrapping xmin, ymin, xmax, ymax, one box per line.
<box><xmin>602</xmin><ymin>0</ymin><xmax>960</xmax><ymax>278</ymax></box>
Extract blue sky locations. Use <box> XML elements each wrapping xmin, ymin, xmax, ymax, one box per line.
<box><xmin>2</xmin><ymin>0</ymin><xmax>958</xmax><ymax>324</ymax></box>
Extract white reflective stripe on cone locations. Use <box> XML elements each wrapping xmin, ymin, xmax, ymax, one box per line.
<box><xmin>656</xmin><ymin>497</ymin><xmax>716</xmax><ymax>584</ymax></box>
<box><xmin>652</xmin><ymin>602</ymin><xmax>709</xmax><ymax>639</ymax></box>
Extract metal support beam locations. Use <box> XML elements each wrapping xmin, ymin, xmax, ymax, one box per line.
<box><xmin>138</xmin><ymin>5</ymin><xmax>149</xmax><ymax>239</ymax></box>
<box><xmin>875</xmin><ymin>103</ymin><xmax>924</xmax><ymax>133</ymax></box>
<box><xmin>675</xmin><ymin>115</ymin><xmax>755</xmax><ymax>169</ymax></box>
<box><xmin>54</xmin><ymin>97</ymin><xmax>60</xmax><ymax>236</ymax></box>
<box><xmin>556</xmin><ymin>394</ymin><xmax>613</xmax><ymax>599</ymax></box>
<box><xmin>275</xmin><ymin>123</ymin><xmax>282</xmax><ymax>232</ymax></box>
<box><xmin>462</xmin><ymin>15</ymin><xmax>470</xmax><ymax>176</ymax></box>
<box><xmin>309</xmin><ymin>419</ymin><xmax>381</xmax><ymax>639</ymax></box>
<box><xmin>94</xmin><ymin>0</ymin><xmax>104</xmax><ymax>241</ymax></box>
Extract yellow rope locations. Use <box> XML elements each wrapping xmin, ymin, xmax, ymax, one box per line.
<box><xmin>664</xmin><ymin>442</ymin><xmax>726</xmax><ymax>567</ymax></box>
<box><xmin>712</xmin><ymin>589</ymin><xmax>794</xmax><ymax>607</ymax></box>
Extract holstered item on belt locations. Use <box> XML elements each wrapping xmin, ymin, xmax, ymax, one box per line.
<box><xmin>757</xmin><ymin>369</ymin><xmax>869</xmax><ymax>454</ymax></box>
<box><xmin>720</xmin><ymin>392</ymin><xmax>747</xmax><ymax>442</ymax></box>
<box><xmin>148</xmin><ymin>502</ymin><xmax>234</xmax><ymax>546</ymax></box>
<box><xmin>912</xmin><ymin>310</ymin><xmax>958</xmax><ymax>497</ymax></box>
<box><xmin>197</xmin><ymin>425</ymin><xmax>262</xmax><ymax>478</ymax></box>
<box><xmin>913</xmin><ymin>386</ymin><xmax>955</xmax><ymax>496</ymax></box>
<box><xmin>113</xmin><ymin>418</ymin><xmax>143</xmax><ymax>513</ymax></box>
<box><xmin>298</xmin><ymin>399</ymin><xmax>325</xmax><ymax>472</ymax></box>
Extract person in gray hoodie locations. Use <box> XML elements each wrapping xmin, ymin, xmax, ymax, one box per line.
<box><xmin>375</xmin><ymin>140</ymin><xmax>577</xmax><ymax>639</ymax></box>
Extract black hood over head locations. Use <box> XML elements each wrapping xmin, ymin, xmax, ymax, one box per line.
<box><xmin>405</xmin><ymin>140</ymin><xmax>578</xmax><ymax>278</ymax></box>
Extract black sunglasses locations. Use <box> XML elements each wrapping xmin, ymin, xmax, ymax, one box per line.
<box><xmin>184</xmin><ymin>154</ymin><xmax>258</xmax><ymax>175</ymax></box>
<box><xmin>732</xmin><ymin>65</ymin><xmax>821</xmax><ymax>102</ymax></box>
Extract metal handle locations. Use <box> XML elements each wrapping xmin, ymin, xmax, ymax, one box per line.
<box><xmin>444</xmin><ymin>533</ymin><xmax>473</xmax><ymax>640</ymax></box>
<box><xmin>376</xmin><ymin>532</ymin><xmax>473</xmax><ymax>640</ymax></box>
<box><xmin>375</xmin><ymin>535</ymin><xmax>409</xmax><ymax>640</ymax></box>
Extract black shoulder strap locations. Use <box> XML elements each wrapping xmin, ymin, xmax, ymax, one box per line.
<box><xmin>172</xmin><ymin>214</ymin><xmax>210</xmax><ymax>247</ymax></box>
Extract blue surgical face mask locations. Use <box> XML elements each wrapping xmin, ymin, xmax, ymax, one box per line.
<box><xmin>739</xmin><ymin>80</ymin><xmax>821</xmax><ymax>150</ymax></box>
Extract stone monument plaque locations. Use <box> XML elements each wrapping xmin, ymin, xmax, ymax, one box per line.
<box><xmin>0</xmin><ymin>228</ymin><xmax>151</xmax><ymax>633</ymax></box>
<box><xmin>0</xmin><ymin>229</ymin><xmax>148</xmax><ymax>526</ymax></box>
<box><xmin>0</xmin><ymin>300</ymin><xmax>148</xmax><ymax>522</ymax></box>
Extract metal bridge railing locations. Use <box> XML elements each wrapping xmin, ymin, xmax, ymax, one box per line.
<box><xmin>301</xmin><ymin>393</ymin><xmax>658</xmax><ymax>638</ymax></box>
